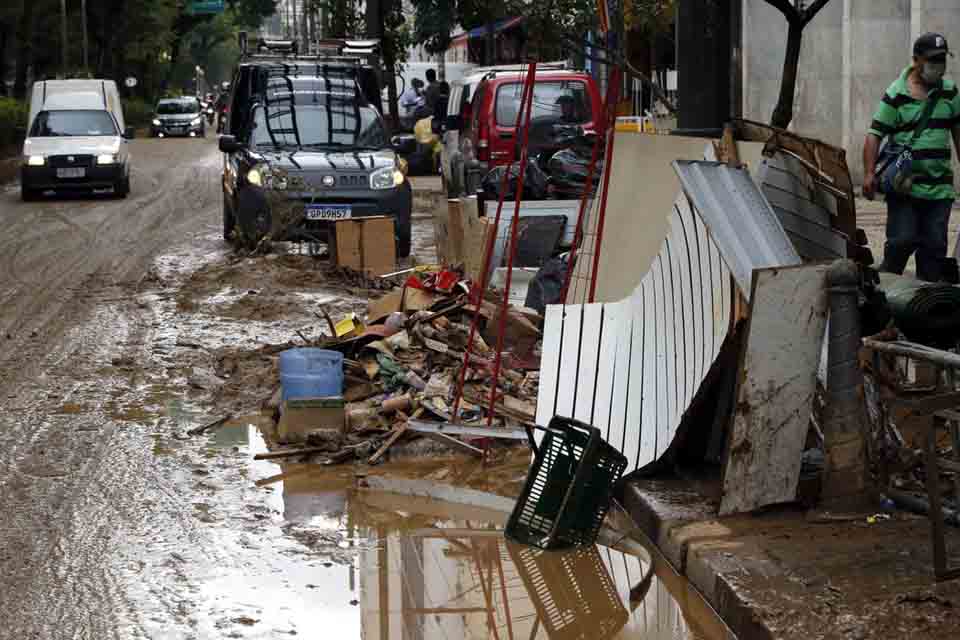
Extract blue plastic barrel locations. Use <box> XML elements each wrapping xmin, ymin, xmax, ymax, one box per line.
<box><xmin>279</xmin><ymin>348</ymin><xmax>344</xmax><ymax>400</ymax></box>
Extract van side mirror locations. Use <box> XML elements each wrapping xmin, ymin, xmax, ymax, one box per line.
<box><xmin>123</xmin><ymin>127</ymin><xmax>136</xmax><ymax>140</ymax></box>
<box><xmin>219</xmin><ymin>135</ymin><xmax>241</xmax><ymax>153</ymax></box>
<box><xmin>445</xmin><ymin>114</ymin><xmax>463</xmax><ymax>132</ymax></box>
<box><xmin>391</xmin><ymin>134</ymin><xmax>416</xmax><ymax>155</ymax></box>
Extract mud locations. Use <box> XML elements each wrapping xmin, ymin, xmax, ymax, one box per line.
<box><xmin>0</xmin><ymin>136</ymin><xmax>717</xmax><ymax>639</ymax></box>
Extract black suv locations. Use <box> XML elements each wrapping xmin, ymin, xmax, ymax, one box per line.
<box><xmin>218</xmin><ymin>40</ymin><xmax>416</xmax><ymax>255</ymax></box>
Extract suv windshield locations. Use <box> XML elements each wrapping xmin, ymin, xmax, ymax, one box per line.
<box><xmin>250</xmin><ymin>104</ymin><xmax>388</xmax><ymax>149</ymax></box>
<box><xmin>157</xmin><ymin>99</ymin><xmax>201</xmax><ymax>115</ymax></box>
<box><xmin>29</xmin><ymin>110</ymin><xmax>118</xmax><ymax>137</ymax></box>
<box><xmin>495</xmin><ymin>81</ymin><xmax>591</xmax><ymax>127</ymax></box>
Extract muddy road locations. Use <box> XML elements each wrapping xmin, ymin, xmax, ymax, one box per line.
<box><xmin>0</xmin><ymin>137</ymin><xmax>719</xmax><ymax>639</ymax></box>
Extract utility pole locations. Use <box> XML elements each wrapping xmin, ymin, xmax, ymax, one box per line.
<box><xmin>60</xmin><ymin>0</ymin><xmax>68</xmax><ymax>77</ymax></box>
<box><xmin>81</xmin><ymin>0</ymin><xmax>89</xmax><ymax>71</ymax></box>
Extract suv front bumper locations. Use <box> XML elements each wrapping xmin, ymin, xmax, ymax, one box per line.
<box><xmin>236</xmin><ymin>182</ymin><xmax>413</xmax><ymax>243</ymax></box>
<box><xmin>151</xmin><ymin>121</ymin><xmax>204</xmax><ymax>137</ymax></box>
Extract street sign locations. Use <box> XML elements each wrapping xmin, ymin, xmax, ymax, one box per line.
<box><xmin>188</xmin><ymin>0</ymin><xmax>224</xmax><ymax>15</ymax></box>
<box><xmin>124</xmin><ymin>77</ymin><xmax>138</xmax><ymax>88</ymax></box>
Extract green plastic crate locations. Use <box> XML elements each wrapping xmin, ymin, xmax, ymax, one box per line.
<box><xmin>506</xmin><ymin>416</ymin><xmax>628</xmax><ymax>550</ymax></box>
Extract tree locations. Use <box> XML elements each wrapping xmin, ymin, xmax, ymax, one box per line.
<box><xmin>762</xmin><ymin>0</ymin><xmax>834</xmax><ymax>129</ymax></box>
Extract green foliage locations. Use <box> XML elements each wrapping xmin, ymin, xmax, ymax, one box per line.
<box><xmin>0</xmin><ymin>98</ymin><xmax>28</xmax><ymax>146</ymax></box>
<box><xmin>122</xmin><ymin>98</ymin><xmax>155</xmax><ymax>129</ymax></box>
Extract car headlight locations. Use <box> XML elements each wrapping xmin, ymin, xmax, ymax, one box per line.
<box><xmin>152</xmin><ymin>119</ymin><xmax>161</xmax><ymax>126</ymax></box>
<box><xmin>370</xmin><ymin>166</ymin><xmax>405</xmax><ymax>190</ymax></box>
<box><xmin>96</xmin><ymin>154</ymin><xmax>118</xmax><ymax>165</ymax></box>
<box><xmin>26</xmin><ymin>155</ymin><xmax>45</xmax><ymax>166</ymax></box>
<box><xmin>191</xmin><ymin>116</ymin><xmax>202</xmax><ymax>126</ymax></box>
<box><xmin>247</xmin><ymin>165</ymin><xmax>266</xmax><ymax>187</ymax></box>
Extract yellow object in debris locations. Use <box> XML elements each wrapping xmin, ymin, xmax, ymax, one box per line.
<box><xmin>335</xmin><ymin>313</ymin><xmax>364</xmax><ymax>338</ymax></box>
<box><xmin>615</xmin><ymin>116</ymin><xmax>654</xmax><ymax>133</ymax></box>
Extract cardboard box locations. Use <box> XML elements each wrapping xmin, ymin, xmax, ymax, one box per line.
<box><xmin>277</xmin><ymin>397</ymin><xmax>346</xmax><ymax>444</ymax></box>
<box><xmin>333</xmin><ymin>216</ymin><xmax>396</xmax><ymax>276</ymax></box>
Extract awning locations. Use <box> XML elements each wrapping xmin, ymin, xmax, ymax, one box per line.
<box><xmin>450</xmin><ymin>17</ymin><xmax>524</xmax><ymax>46</ymax></box>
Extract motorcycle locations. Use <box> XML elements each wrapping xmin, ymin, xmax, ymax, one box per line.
<box><xmin>205</xmin><ymin>103</ymin><xmax>216</xmax><ymax>126</ymax></box>
<box><xmin>216</xmin><ymin>104</ymin><xmax>228</xmax><ymax>134</ymax></box>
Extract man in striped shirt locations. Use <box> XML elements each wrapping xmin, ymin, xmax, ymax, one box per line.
<box><xmin>864</xmin><ymin>32</ymin><xmax>960</xmax><ymax>282</ymax></box>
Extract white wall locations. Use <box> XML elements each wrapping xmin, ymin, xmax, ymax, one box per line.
<box><xmin>743</xmin><ymin>0</ymin><xmax>960</xmax><ymax>186</ymax></box>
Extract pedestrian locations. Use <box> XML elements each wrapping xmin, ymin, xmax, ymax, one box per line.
<box><xmin>864</xmin><ymin>32</ymin><xmax>960</xmax><ymax>282</ymax></box>
<box><xmin>400</xmin><ymin>78</ymin><xmax>424</xmax><ymax>118</ymax></box>
<box><xmin>423</xmin><ymin>68</ymin><xmax>442</xmax><ymax>113</ymax></box>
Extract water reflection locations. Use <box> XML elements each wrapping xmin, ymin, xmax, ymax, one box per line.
<box><xmin>214</xmin><ymin>417</ymin><xmax>723</xmax><ymax>639</ymax></box>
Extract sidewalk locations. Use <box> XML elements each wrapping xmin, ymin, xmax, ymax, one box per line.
<box><xmin>623</xmin><ymin>474</ymin><xmax>960</xmax><ymax>640</ymax></box>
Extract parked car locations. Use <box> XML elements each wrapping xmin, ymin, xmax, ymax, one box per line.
<box><xmin>151</xmin><ymin>97</ymin><xmax>206</xmax><ymax>138</ymax></box>
<box><xmin>443</xmin><ymin>67</ymin><xmax>602</xmax><ymax>197</ymax></box>
<box><xmin>20</xmin><ymin>79</ymin><xmax>134</xmax><ymax>200</ymax></box>
<box><xmin>218</xmin><ymin>40</ymin><xmax>416</xmax><ymax>255</ymax></box>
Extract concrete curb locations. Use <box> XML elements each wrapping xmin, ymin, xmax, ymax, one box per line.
<box><xmin>623</xmin><ymin>480</ymin><xmax>779</xmax><ymax>640</ymax></box>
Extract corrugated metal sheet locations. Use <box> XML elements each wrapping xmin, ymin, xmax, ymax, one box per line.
<box><xmin>536</xmin><ymin>194</ymin><xmax>734</xmax><ymax>473</ymax></box>
<box><xmin>758</xmin><ymin>152</ymin><xmax>848</xmax><ymax>261</ymax></box>
<box><xmin>672</xmin><ymin>160</ymin><xmax>801</xmax><ymax>299</ymax></box>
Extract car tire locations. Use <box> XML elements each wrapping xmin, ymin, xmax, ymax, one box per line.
<box><xmin>396</xmin><ymin>202</ymin><xmax>412</xmax><ymax>258</ymax></box>
<box><xmin>20</xmin><ymin>188</ymin><xmax>37</xmax><ymax>202</ymax></box>
<box><xmin>223</xmin><ymin>194</ymin><xmax>236</xmax><ymax>241</ymax></box>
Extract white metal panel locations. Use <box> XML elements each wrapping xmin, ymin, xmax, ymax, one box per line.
<box><xmin>720</xmin><ymin>263</ymin><xmax>830</xmax><ymax>515</ymax></box>
<box><xmin>535</xmin><ymin>304</ymin><xmax>565</xmax><ymax>428</ymax></box>
<box><xmin>574</xmin><ymin>305</ymin><xmax>604</xmax><ymax>424</ymax></box>
<box><xmin>673</xmin><ymin>160</ymin><xmax>801</xmax><ymax>299</ymax></box>
<box><xmin>593</xmin><ymin>301</ymin><xmax>627</xmax><ymax>439</ymax></box>
<box><xmin>555</xmin><ymin>304</ymin><xmax>583</xmax><ymax>420</ymax></box>
<box><xmin>538</xmin><ymin>187</ymin><xmax>736</xmax><ymax>474</ymax></box>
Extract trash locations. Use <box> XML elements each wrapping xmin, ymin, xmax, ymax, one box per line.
<box><xmin>277</xmin><ymin>397</ymin><xmax>346</xmax><ymax>444</ymax></box>
<box><xmin>334</xmin><ymin>314</ymin><xmax>364</xmax><ymax>339</ymax></box>
<box><xmin>866</xmin><ymin>514</ymin><xmax>891</xmax><ymax>524</ymax></box>
<box><xmin>187</xmin><ymin>414</ymin><xmax>234</xmax><ymax>437</ymax></box>
<box><xmin>332</xmin><ymin>216</ymin><xmax>396</xmax><ymax>276</ymax></box>
<box><xmin>506</xmin><ymin>416</ymin><xmax>627</xmax><ymax>550</ymax></box>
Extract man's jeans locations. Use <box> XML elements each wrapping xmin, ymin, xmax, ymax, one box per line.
<box><xmin>881</xmin><ymin>194</ymin><xmax>953</xmax><ymax>282</ymax></box>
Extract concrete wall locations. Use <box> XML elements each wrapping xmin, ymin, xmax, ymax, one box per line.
<box><xmin>743</xmin><ymin>0</ymin><xmax>960</xmax><ymax>186</ymax></box>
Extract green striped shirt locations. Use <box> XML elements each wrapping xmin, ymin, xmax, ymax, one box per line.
<box><xmin>869</xmin><ymin>66</ymin><xmax>960</xmax><ymax>200</ymax></box>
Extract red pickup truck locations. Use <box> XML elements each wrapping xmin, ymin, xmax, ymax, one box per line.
<box><xmin>449</xmin><ymin>68</ymin><xmax>602</xmax><ymax>196</ymax></box>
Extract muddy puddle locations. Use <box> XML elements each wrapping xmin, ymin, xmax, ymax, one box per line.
<box><xmin>164</xmin><ymin>417</ymin><xmax>731</xmax><ymax>640</ymax></box>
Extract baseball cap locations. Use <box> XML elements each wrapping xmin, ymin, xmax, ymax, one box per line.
<box><xmin>914</xmin><ymin>32</ymin><xmax>953</xmax><ymax>58</ymax></box>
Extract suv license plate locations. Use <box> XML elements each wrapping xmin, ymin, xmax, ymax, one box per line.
<box><xmin>57</xmin><ymin>168</ymin><xmax>85</xmax><ymax>179</ymax></box>
<box><xmin>305</xmin><ymin>205</ymin><xmax>352</xmax><ymax>221</ymax></box>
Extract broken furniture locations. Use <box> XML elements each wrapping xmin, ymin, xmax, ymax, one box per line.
<box><xmin>862</xmin><ymin>338</ymin><xmax>960</xmax><ymax>582</ymax></box>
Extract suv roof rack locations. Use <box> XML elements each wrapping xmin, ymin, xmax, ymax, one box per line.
<box><xmin>471</xmin><ymin>61</ymin><xmax>573</xmax><ymax>76</ymax></box>
<box><xmin>239</xmin><ymin>32</ymin><xmax>380</xmax><ymax>64</ymax></box>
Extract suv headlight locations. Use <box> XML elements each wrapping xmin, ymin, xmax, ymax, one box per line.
<box><xmin>26</xmin><ymin>155</ymin><xmax>46</xmax><ymax>166</ymax></box>
<box><xmin>96</xmin><ymin>154</ymin><xmax>118</xmax><ymax>165</ymax></box>
<box><xmin>152</xmin><ymin>118</ymin><xmax>161</xmax><ymax>126</ymax></box>
<box><xmin>191</xmin><ymin>116</ymin><xmax>202</xmax><ymax>126</ymax></box>
<box><xmin>370</xmin><ymin>166</ymin><xmax>404</xmax><ymax>190</ymax></box>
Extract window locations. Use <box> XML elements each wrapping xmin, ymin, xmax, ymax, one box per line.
<box><xmin>494</xmin><ymin>81</ymin><xmax>591</xmax><ymax>127</ymax></box>
<box><xmin>29</xmin><ymin>110</ymin><xmax>118</xmax><ymax>137</ymax></box>
<box><xmin>250</xmin><ymin>104</ymin><xmax>388</xmax><ymax>149</ymax></box>
<box><xmin>156</xmin><ymin>99</ymin><xmax>201</xmax><ymax>115</ymax></box>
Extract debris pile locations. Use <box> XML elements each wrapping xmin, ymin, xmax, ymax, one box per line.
<box><xmin>255</xmin><ymin>267</ymin><xmax>542</xmax><ymax>464</ymax></box>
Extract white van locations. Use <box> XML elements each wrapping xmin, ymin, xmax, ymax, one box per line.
<box><xmin>21</xmin><ymin>79</ymin><xmax>134</xmax><ymax>201</ymax></box>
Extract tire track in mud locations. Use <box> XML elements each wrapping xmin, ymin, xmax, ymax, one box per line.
<box><xmin>0</xmin><ymin>140</ymin><xmax>225</xmax><ymax>638</ymax></box>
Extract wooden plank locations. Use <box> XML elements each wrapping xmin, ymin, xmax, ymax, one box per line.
<box><xmin>535</xmin><ymin>304</ymin><xmax>564</xmax><ymax>428</ymax></box>
<box><xmin>433</xmin><ymin>197</ymin><xmax>451</xmax><ymax>264</ymax></box>
<box><xmin>607</xmin><ymin>297</ymin><xmax>635</xmax><ymax>459</ymax></box>
<box><xmin>637</xmin><ymin>274</ymin><xmax>658</xmax><ymax>469</ymax></box>
<box><xmin>556</xmin><ymin>305</ymin><xmax>583</xmax><ymax>419</ymax></box>
<box><xmin>368</xmin><ymin>421</ymin><xmax>410</xmax><ymax>464</ymax></box>
<box><xmin>574</xmin><ymin>304</ymin><xmax>604</xmax><ymax>425</ymax></box>
<box><xmin>447</xmin><ymin>198</ymin><xmax>465</xmax><ymax>263</ymax></box>
<box><xmin>720</xmin><ymin>263</ymin><xmax>830</xmax><ymax>515</ymax></box>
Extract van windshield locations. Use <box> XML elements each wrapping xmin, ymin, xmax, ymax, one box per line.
<box><xmin>495</xmin><ymin>81</ymin><xmax>592</xmax><ymax>127</ymax></box>
<box><xmin>157</xmin><ymin>99</ymin><xmax>201</xmax><ymax>115</ymax></box>
<box><xmin>250</xmin><ymin>104</ymin><xmax>388</xmax><ymax>149</ymax></box>
<box><xmin>29</xmin><ymin>110</ymin><xmax>118</xmax><ymax>137</ymax></box>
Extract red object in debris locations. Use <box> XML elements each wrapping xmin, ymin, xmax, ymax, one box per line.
<box><xmin>434</xmin><ymin>270</ymin><xmax>460</xmax><ymax>293</ymax></box>
<box><xmin>404</xmin><ymin>275</ymin><xmax>425</xmax><ymax>290</ymax></box>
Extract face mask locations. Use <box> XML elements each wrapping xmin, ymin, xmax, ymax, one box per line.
<box><xmin>922</xmin><ymin>62</ymin><xmax>947</xmax><ymax>85</ymax></box>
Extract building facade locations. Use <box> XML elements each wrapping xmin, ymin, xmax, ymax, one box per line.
<box><xmin>742</xmin><ymin>0</ymin><xmax>960</xmax><ymax>184</ymax></box>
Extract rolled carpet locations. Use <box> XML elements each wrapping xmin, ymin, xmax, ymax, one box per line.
<box><xmin>879</xmin><ymin>272</ymin><xmax>960</xmax><ymax>348</ymax></box>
